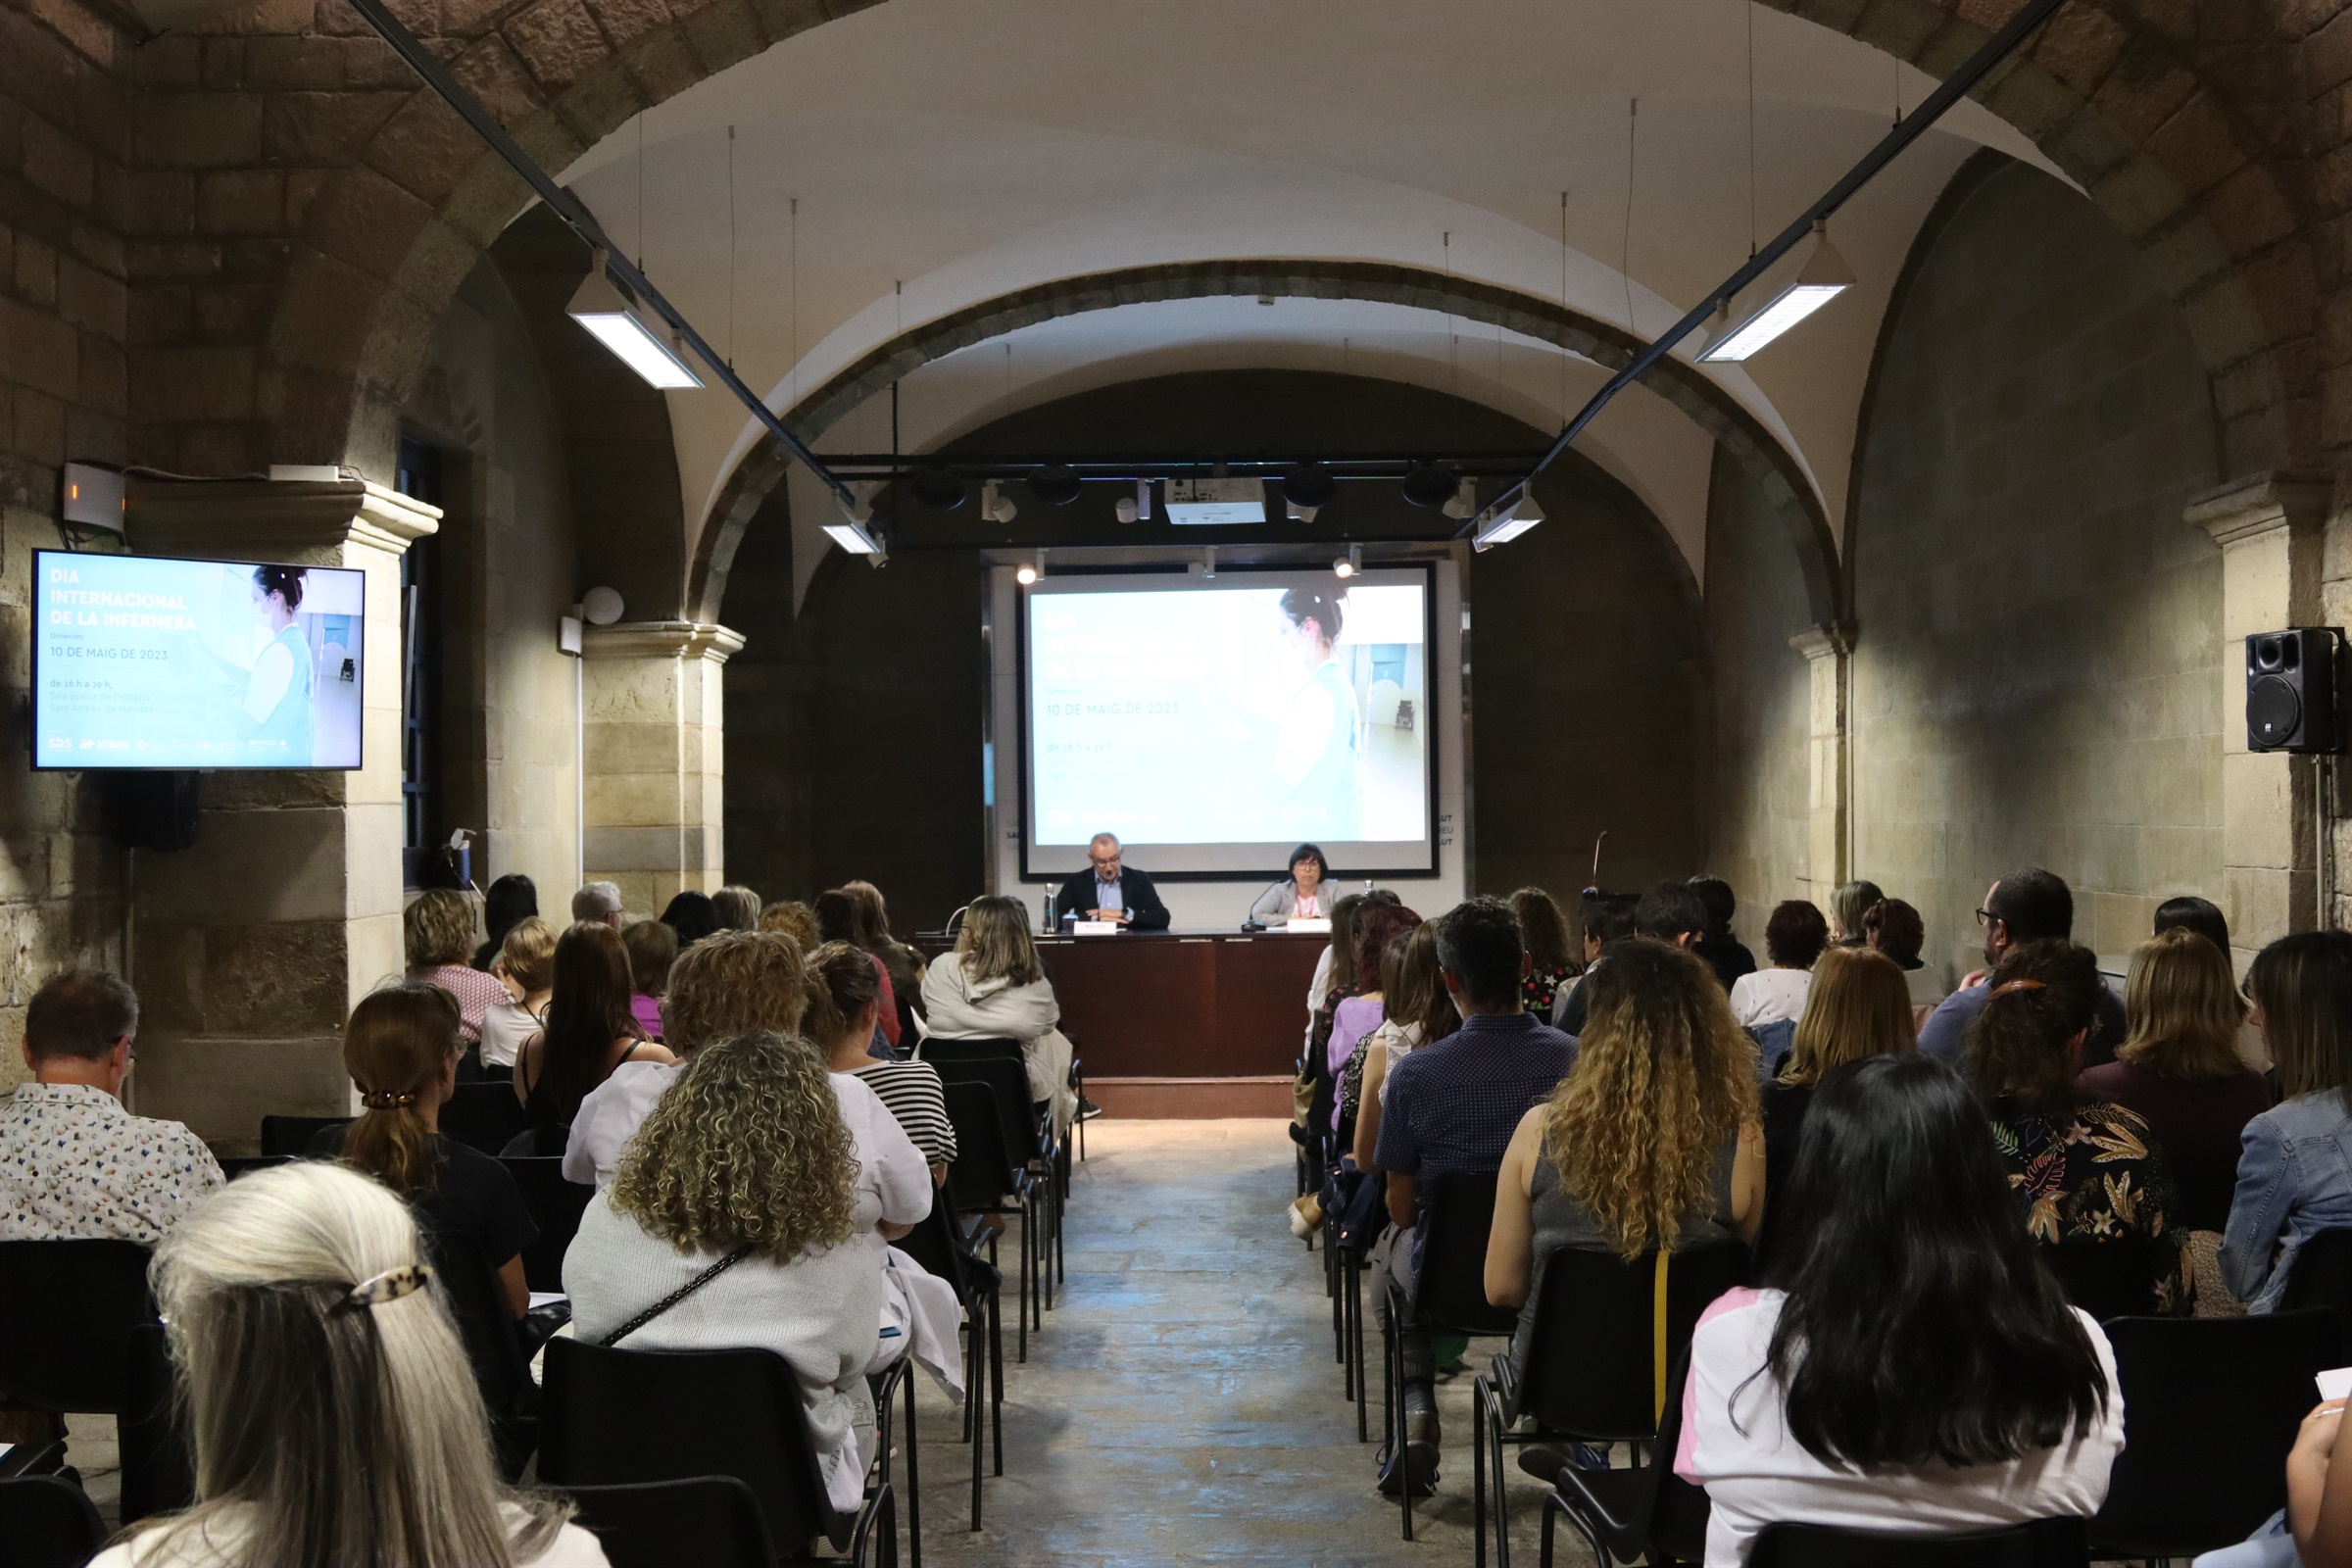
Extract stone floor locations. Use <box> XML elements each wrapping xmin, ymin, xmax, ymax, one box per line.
<box><xmin>894</xmin><ymin>1117</ymin><xmax>1561</xmax><ymax>1568</ymax></box>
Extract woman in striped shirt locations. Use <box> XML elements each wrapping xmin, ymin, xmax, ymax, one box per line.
<box><xmin>808</xmin><ymin>941</ymin><xmax>956</xmax><ymax>1185</ymax></box>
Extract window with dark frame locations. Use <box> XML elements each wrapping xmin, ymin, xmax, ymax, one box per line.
<box><xmin>393</xmin><ymin>438</ymin><xmax>444</xmax><ymax>886</ymax></box>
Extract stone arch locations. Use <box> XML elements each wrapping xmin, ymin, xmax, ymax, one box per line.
<box><xmin>265</xmin><ymin>0</ymin><xmax>2310</xmax><ymax>564</ymax></box>
<box><xmin>685</xmin><ymin>260</ymin><xmax>1806</xmax><ymax>624</ymax></box>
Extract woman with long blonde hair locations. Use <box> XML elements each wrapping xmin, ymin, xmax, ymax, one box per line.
<box><xmin>1486</xmin><ymin>938</ymin><xmax>1762</xmax><ymax>1374</ymax></box>
<box><xmin>920</xmin><ymin>894</ymin><xmax>1079</xmax><ymax>1128</ymax></box>
<box><xmin>564</xmin><ymin>1032</ymin><xmax>883</xmax><ymax>1516</ymax></box>
<box><xmin>94</xmin><ymin>1161</ymin><xmax>603</xmax><ymax>1568</ymax></box>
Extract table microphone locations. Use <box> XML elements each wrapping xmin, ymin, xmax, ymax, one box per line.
<box><xmin>1239</xmin><ymin>876</ymin><xmax>1287</xmax><ymax>933</ymax></box>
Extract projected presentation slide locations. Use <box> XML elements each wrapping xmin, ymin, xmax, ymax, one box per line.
<box><xmin>1025</xmin><ymin>567</ymin><xmax>1433</xmax><ymax>874</ymax></box>
<box><xmin>33</xmin><ymin>550</ymin><xmax>366</xmax><ymax>770</ymax></box>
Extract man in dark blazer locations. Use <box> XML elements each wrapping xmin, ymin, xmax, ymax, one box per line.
<box><xmin>1052</xmin><ymin>833</ymin><xmax>1172</xmax><ymax>930</ymax></box>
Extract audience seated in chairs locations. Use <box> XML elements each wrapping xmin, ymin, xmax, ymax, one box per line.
<box><xmin>1688</xmin><ymin>875</ymin><xmax>1758</xmax><ymax>993</ymax></box>
<box><xmin>759</xmin><ymin>899</ymin><xmax>822</xmax><ymax>949</ymax></box>
<box><xmin>922</xmin><ymin>896</ymin><xmax>1080</xmax><ymax>1131</ymax></box>
<box><xmin>1350</xmin><ymin>921</ymin><xmax>1457</xmax><ymax>1176</ymax></box>
<box><xmin>2077</xmin><ymin>927</ymin><xmax>2274</xmax><ymax>1235</ymax></box>
<box><xmin>710</xmin><ymin>883</ymin><xmax>761</xmax><ymax>933</ymax></box>
<box><xmin>514</xmin><ymin>923</ymin><xmax>672</xmax><ymax>1149</ymax></box>
<box><xmin>809</xmin><ymin>942</ymin><xmax>957</xmax><ymax>1185</ymax></box>
<box><xmin>406</xmin><ymin>887</ymin><xmax>513</xmax><ymax>1046</ymax></box>
<box><xmin>474</xmin><ymin>872</ymin><xmax>541</xmax><ymax>971</ymax></box>
<box><xmin>1509</xmin><ymin>887</ymin><xmax>1579</xmax><ymax>1018</ymax></box>
<box><xmin>1559</xmin><ymin>882</ymin><xmax>1707</xmax><ymax>1037</ymax></box>
<box><xmin>1682</xmin><ymin>1054</ymin><xmax>2123</xmax><ymax>1566</ymax></box>
<box><xmin>92</xmin><ymin>1160</ymin><xmax>608</xmax><ymax>1568</ymax></box>
<box><xmin>816</xmin><ymin>887</ymin><xmax>905</xmax><ymax>1054</ymax></box>
<box><xmin>1963</xmin><ymin>938</ymin><xmax>2190</xmax><ymax>1314</ymax></box>
<box><xmin>660</xmin><ymin>891</ymin><xmax>723</xmax><ymax>951</ymax></box>
<box><xmin>1370</xmin><ymin>895</ymin><xmax>1577</xmax><ymax>1496</ymax></box>
<box><xmin>313</xmin><ymin>984</ymin><xmax>536</xmax><ymax>1320</ymax></box>
<box><xmin>1485</xmin><ymin>938</ymin><xmax>1762</xmax><ymax>1374</ymax></box>
<box><xmin>1752</xmin><ymin>947</ymin><xmax>1914</xmax><ymax>1269</ymax></box>
<box><xmin>1552</xmin><ymin>892</ymin><xmax>1636</xmax><ymax>1030</ymax></box>
<box><xmin>841</xmin><ymin>879</ymin><xmax>929</xmax><ymax>1029</ymax></box>
<box><xmin>1332</xmin><ymin>904</ymin><xmax>1423</xmax><ymax>1141</ymax></box>
<box><xmin>569</xmin><ymin>880</ymin><xmax>625</xmax><ymax>930</ymax></box>
<box><xmin>1728</xmin><ymin>901</ymin><xmax>1829</xmax><ymax>1035</ymax></box>
<box><xmin>617</xmin><ymin>918</ymin><xmax>676</xmax><ymax>1045</ymax></box>
<box><xmin>1862</xmin><ymin>897</ymin><xmax>1944</xmax><ymax>1011</ymax></box>
<box><xmin>2224</xmin><ymin>930</ymin><xmax>2352</xmax><ymax>1313</ymax></box>
<box><xmin>564</xmin><ymin>1033</ymin><xmax>889</xmax><ymax>1515</ymax></box>
<box><xmin>1920</xmin><ymin>867</ymin><xmax>2128</xmax><ymax>1068</ymax></box>
<box><xmin>480</xmin><ymin>916</ymin><xmax>558</xmax><ymax>1072</ymax></box>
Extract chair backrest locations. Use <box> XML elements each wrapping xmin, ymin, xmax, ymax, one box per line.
<box><xmin>1516</xmin><ymin>1237</ymin><xmax>1747</xmax><ymax>1442</ymax></box>
<box><xmin>942</xmin><ymin>1079</ymin><xmax>1021</xmax><ymax>1211</ymax></box>
<box><xmin>119</xmin><ymin>1321</ymin><xmax>194</xmax><ymax>1524</ymax></box>
<box><xmin>2281</xmin><ymin>1226</ymin><xmax>2352</xmax><ymax>1352</ymax></box>
<box><xmin>1555</xmin><ymin>1349</ymin><xmax>1712</xmax><ymax>1565</ymax></box>
<box><xmin>2042</xmin><ymin>1236</ymin><xmax>2158</xmax><ymax>1322</ymax></box>
<box><xmin>0</xmin><ymin>1474</ymin><xmax>108</xmax><ymax>1568</ymax></box>
<box><xmin>0</xmin><ymin>1239</ymin><xmax>155</xmax><ymax>1413</ymax></box>
<box><xmin>893</xmin><ymin>1197</ymin><xmax>977</xmax><ymax>1302</ymax></box>
<box><xmin>2090</xmin><ymin>1308</ymin><xmax>2339</xmax><ymax>1556</ymax></box>
<box><xmin>216</xmin><ymin>1154</ymin><xmax>292</xmax><ymax>1181</ymax></box>
<box><xmin>918</xmin><ymin>1036</ymin><xmax>1024</xmax><ymax>1067</ymax></box>
<box><xmin>934</xmin><ymin>1054</ymin><xmax>1043</xmax><ymax>1166</ymax></box>
<box><xmin>259</xmin><ymin>1113</ymin><xmax>352</xmax><ymax>1157</ymax></box>
<box><xmin>419</xmin><ymin>1227</ymin><xmax>537</xmax><ymax>1476</ymax></box>
<box><xmin>440</xmin><ymin>1081</ymin><xmax>530</xmax><ymax>1157</ymax></box>
<box><xmin>1748</xmin><ymin>1516</ymin><xmax>2087</xmax><ymax>1567</ymax></box>
<box><xmin>1408</xmin><ymin>1170</ymin><xmax>1518</xmax><ymax>1336</ymax></box>
<box><xmin>542</xmin><ymin>1338</ymin><xmax>850</xmax><ymax>1555</ymax></box>
<box><xmin>563</xmin><ymin>1476</ymin><xmax>778</xmax><ymax>1568</ymax></box>
<box><xmin>499</xmin><ymin>1157</ymin><xmax>594</xmax><ymax>1293</ymax></box>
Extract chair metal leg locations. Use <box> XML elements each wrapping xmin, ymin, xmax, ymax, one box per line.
<box><xmin>966</xmin><ymin>1305</ymin><xmax>984</xmax><ymax>1530</ymax></box>
<box><xmin>1342</xmin><ymin>1250</ymin><xmax>1356</xmax><ymax>1399</ymax></box>
<box><xmin>1474</xmin><ymin>1377</ymin><xmax>1487</xmax><ymax>1568</ymax></box>
<box><xmin>904</xmin><ymin>1357</ymin><xmax>921</xmax><ymax>1568</ymax></box>
<box><xmin>1351</xmin><ymin>1253</ymin><xmax>1369</xmax><ymax>1442</ymax></box>
<box><xmin>988</xmin><ymin>1288</ymin><xmax>1004</xmax><ymax>1477</ymax></box>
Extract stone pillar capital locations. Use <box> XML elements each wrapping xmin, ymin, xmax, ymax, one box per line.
<box><xmin>2185</xmin><ymin>469</ymin><xmax>2335</xmax><ymax>547</ymax></box>
<box><xmin>581</xmin><ymin>620</ymin><xmax>747</xmax><ymax>664</ymax></box>
<box><xmin>123</xmin><ymin>478</ymin><xmax>440</xmax><ymax>562</ymax></box>
<box><xmin>1788</xmin><ymin>621</ymin><xmax>1856</xmax><ymax>662</ymax></box>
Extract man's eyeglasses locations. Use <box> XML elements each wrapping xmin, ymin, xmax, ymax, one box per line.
<box><xmin>1975</xmin><ymin>907</ymin><xmax>1998</xmax><ymax>928</ymax></box>
<box><xmin>1090</xmin><ymin>855</ymin><xmax>1121</xmax><ymax>871</ymax></box>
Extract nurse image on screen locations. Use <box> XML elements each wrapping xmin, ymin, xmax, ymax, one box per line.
<box><xmin>242</xmin><ymin>564</ymin><xmax>316</xmax><ymax>760</ymax></box>
<box><xmin>1273</xmin><ymin>586</ymin><xmax>1359</xmax><ymax>840</ymax></box>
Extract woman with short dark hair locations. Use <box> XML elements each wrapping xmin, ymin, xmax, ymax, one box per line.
<box><xmin>1251</xmin><ymin>843</ymin><xmax>1334</xmax><ymax>923</ymax></box>
<box><xmin>1863</xmin><ymin>897</ymin><xmax>1945</xmax><ymax>1009</ymax></box>
<box><xmin>1681</xmin><ymin>1054</ymin><xmax>2122</xmax><ymax>1563</ymax></box>
<box><xmin>1729</xmin><ymin>901</ymin><xmax>1829</xmax><ymax>1031</ymax></box>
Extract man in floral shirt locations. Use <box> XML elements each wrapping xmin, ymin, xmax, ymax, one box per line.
<box><xmin>1</xmin><ymin>969</ymin><xmax>221</xmax><ymax>1243</ymax></box>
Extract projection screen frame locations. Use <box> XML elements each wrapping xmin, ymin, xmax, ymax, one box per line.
<box><xmin>30</xmin><ymin>546</ymin><xmax>368</xmax><ymax>773</ymax></box>
<box><xmin>1016</xmin><ymin>560</ymin><xmax>1441</xmax><ymax>882</ymax></box>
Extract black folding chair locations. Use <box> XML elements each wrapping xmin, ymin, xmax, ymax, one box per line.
<box><xmin>420</xmin><ymin>1226</ymin><xmax>538</xmax><ymax>1479</ymax></box>
<box><xmin>2041</xmin><ymin>1235</ymin><xmax>2160</xmax><ymax>1322</ymax></box>
<box><xmin>0</xmin><ymin>1239</ymin><xmax>155</xmax><ymax>1414</ymax></box>
<box><xmin>0</xmin><ymin>1473</ymin><xmax>107</xmax><ymax>1568</ymax></box>
<box><xmin>258</xmin><ymin>1113</ymin><xmax>352</xmax><ymax>1156</ymax></box>
<box><xmin>441</xmin><ymin>1080</ymin><xmax>531</xmax><ymax>1156</ymax></box>
<box><xmin>1383</xmin><ymin>1170</ymin><xmax>1519</xmax><ymax>1541</ymax></box>
<box><xmin>120</xmin><ymin>1321</ymin><xmax>194</xmax><ymax>1524</ymax></box>
<box><xmin>2281</xmin><ymin>1226</ymin><xmax>2352</xmax><ymax>1356</ymax></box>
<box><xmin>1747</xmin><ymin>1516</ymin><xmax>2088</xmax><ymax>1566</ymax></box>
<box><xmin>542</xmin><ymin>1339</ymin><xmax>894</xmax><ymax>1565</ymax></box>
<box><xmin>1476</xmin><ymin>1239</ymin><xmax>1746</xmax><ymax>1568</ymax></box>
<box><xmin>942</xmin><ymin>1079</ymin><xmax>1043</xmax><ymax>1361</ymax></box>
<box><xmin>564</xmin><ymin>1476</ymin><xmax>777</xmax><ymax>1568</ymax></box>
<box><xmin>500</xmin><ymin>1156</ymin><xmax>594</xmax><ymax>1293</ymax></box>
<box><xmin>933</xmin><ymin>1054</ymin><xmax>1062</xmax><ymax>1304</ymax></box>
<box><xmin>895</xmin><ymin>1199</ymin><xmax>1002</xmax><ymax>1529</ymax></box>
<box><xmin>1543</xmin><ymin>1351</ymin><xmax>1709</xmax><ymax>1568</ymax></box>
<box><xmin>216</xmin><ymin>1153</ymin><xmax>292</xmax><ymax>1180</ymax></box>
<box><xmin>2088</xmin><ymin>1309</ymin><xmax>2338</xmax><ymax>1559</ymax></box>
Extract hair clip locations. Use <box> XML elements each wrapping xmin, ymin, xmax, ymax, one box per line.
<box><xmin>342</xmin><ymin>1264</ymin><xmax>431</xmax><ymax>1310</ymax></box>
<box><xmin>360</xmin><ymin>1089</ymin><xmax>419</xmax><ymax>1110</ymax></box>
<box><xmin>1987</xmin><ymin>978</ymin><xmax>2046</xmax><ymax>999</ymax></box>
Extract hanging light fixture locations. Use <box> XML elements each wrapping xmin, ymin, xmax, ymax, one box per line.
<box><xmin>1114</xmin><ymin>479</ymin><xmax>1152</xmax><ymax>524</ymax></box>
<box><xmin>1473</xmin><ymin>491</ymin><xmax>1544</xmax><ymax>551</ymax></box>
<box><xmin>1333</xmin><ymin>543</ymin><xmax>1362</xmax><ymax>579</ymax></box>
<box><xmin>565</xmin><ymin>252</ymin><xmax>703</xmax><ymax>389</ymax></box>
<box><xmin>1441</xmin><ymin>477</ymin><xmax>1479</xmax><ymax>521</ymax></box>
<box><xmin>822</xmin><ymin>490</ymin><xmax>880</xmax><ymax>555</ymax></box>
<box><xmin>980</xmin><ymin>480</ymin><xmax>1018</xmax><ymax>525</ymax></box>
<box><xmin>1015</xmin><ymin>547</ymin><xmax>1044</xmax><ymax>586</ymax></box>
<box><xmin>1400</xmin><ymin>462</ymin><xmax>1456</xmax><ymax>509</ymax></box>
<box><xmin>1698</xmin><ymin>220</ymin><xmax>1855</xmax><ymax>363</ymax></box>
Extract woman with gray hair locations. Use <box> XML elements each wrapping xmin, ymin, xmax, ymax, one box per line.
<box><xmin>93</xmin><ymin>1160</ymin><xmax>605</xmax><ymax>1568</ymax></box>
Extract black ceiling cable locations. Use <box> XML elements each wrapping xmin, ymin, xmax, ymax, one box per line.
<box><xmin>340</xmin><ymin>0</ymin><xmax>857</xmax><ymax>512</ymax></box>
<box><xmin>1459</xmin><ymin>0</ymin><xmax>2073</xmax><ymax>540</ymax></box>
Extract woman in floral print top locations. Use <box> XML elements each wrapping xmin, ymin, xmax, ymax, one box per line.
<box><xmin>1966</xmin><ymin>940</ymin><xmax>2190</xmax><ymax>1315</ymax></box>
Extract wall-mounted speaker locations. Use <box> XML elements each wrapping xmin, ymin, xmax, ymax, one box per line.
<box><xmin>2247</xmin><ymin>628</ymin><xmax>2341</xmax><ymax>754</ymax></box>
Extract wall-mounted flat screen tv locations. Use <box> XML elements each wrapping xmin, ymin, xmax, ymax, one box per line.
<box><xmin>32</xmin><ymin>549</ymin><xmax>365</xmax><ymax>770</ymax></box>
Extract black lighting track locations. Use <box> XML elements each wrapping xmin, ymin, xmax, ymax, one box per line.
<box><xmin>339</xmin><ymin>0</ymin><xmax>857</xmax><ymax>512</ymax></box>
<box><xmin>1463</xmin><ymin>0</ymin><xmax>2074</xmax><ymax>539</ymax></box>
<box><xmin>812</xmin><ymin>451</ymin><xmax>1547</xmax><ymax>481</ymax></box>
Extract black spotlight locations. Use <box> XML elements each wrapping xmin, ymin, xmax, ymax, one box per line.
<box><xmin>1400</xmin><ymin>462</ymin><xmax>1456</xmax><ymax>508</ymax></box>
<box><xmin>907</xmin><ymin>467</ymin><xmax>967</xmax><ymax>511</ymax></box>
<box><xmin>1281</xmin><ymin>463</ymin><xmax>1339</xmax><ymax>511</ymax></box>
<box><xmin>1026</xmin><ymin>464</ymin><xmax>1084</xmax><ymax>506</ymax></box>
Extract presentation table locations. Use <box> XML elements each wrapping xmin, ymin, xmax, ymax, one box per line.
<box><xmin>910</xmin><ymin>928</ymin><xmax>1325</xmax><ymax>1117</ymax></box>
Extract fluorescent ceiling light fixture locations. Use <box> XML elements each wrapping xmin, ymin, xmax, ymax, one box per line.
<box><xmin>1473</xmin><ymin>492</ymin><xmax>1544</xmax><ymax>552</ymax></box>
<box><xmin>823</xmin><ymin>491</ymin><xmax>879</xmax><ymax>555</ymax></box>
<box><xmin>1698</xmin><ymin>221</ymin><xmax>1854</xmax><ymax>364</ymax></box>
<box><xmin>565</xmin><ymin>256</ymin><xmax>703</xmax><ymax>389</ymax></box>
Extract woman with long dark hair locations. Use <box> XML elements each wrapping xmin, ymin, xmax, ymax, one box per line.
<box><xmin>2223</xmin><ymin>929</ymin><xmax>2352</xmax><ymax>1310</ymax></box>
<box><xmin>1681</xmin><ymin>1054</ymin><xmax>2123</xmax><ymax>1563</ymax></box>
<box><xmin>472</xmin><ymin>872</ymin><xmax>539</xmax><ymax>970</ymax></box>
<box><xmin>513</xmin><ymin>921</ymin><xmax>671</xmax><ymax>1137</ymax></box>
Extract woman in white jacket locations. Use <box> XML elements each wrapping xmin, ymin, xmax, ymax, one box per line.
<box><xmin>922</xmin><ymin>895</ymin><xmax>1077</xmax><ymax>1129</ymax></box>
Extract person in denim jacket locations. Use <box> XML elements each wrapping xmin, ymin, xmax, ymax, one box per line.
<box><xmin>2222</xmin><ymin>930</ymin><xmax>2352</xmax><ymax>1312</ymax></box>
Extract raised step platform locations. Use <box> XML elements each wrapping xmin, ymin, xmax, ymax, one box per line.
<box><xmin>1085</xmin><ymin>1075</ymin><xmax>1292</xmax><ymax>1119</ymax></box>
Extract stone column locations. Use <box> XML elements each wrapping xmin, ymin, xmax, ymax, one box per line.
<box><xmin>581</xmin><ymin>620</ymin><xmax>745</xmax><ymax>915</ymax></box>
<box><xmin>1789</xmin><ymin>623</ymin><xmax>1855</xmax><ymax>911</ymax></box>
<box><xmin>119</xmin><ymin>478</ymin><xmax>438</xmax><ymax>1147</ymax></box>
<box><xmin>2185</xmin><ymin>470</ymin><xmax>2334</xmax><ymax>968</ymax></box>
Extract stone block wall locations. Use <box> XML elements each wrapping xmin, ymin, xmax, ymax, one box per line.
<box><xmin>1848</xmin><ymin>160</ymin><xmax>2226</xmax><ymax>978</ymax></box>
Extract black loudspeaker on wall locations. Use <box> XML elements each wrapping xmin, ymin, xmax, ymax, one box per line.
<box><xmin>107</xmin><ymin>771</ymin><xmax>199</xmax><ymax>851</ymax></box>
<box><xmin>2247</xmin><ymin>628</ymin><xmax>2343</xmax><ymax>754</ymax></box>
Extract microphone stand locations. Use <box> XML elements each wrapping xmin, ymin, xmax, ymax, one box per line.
<box><xmin>1240</xmin><ymin>876</ymin><xmax>1288</xmax><ymax>933</ymax></box>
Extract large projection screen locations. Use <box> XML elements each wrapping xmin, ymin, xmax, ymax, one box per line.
<box><xmin>1021</xmin><ymin>565</ymin><xmax>1436</xmax><ymax>879</ymax></box>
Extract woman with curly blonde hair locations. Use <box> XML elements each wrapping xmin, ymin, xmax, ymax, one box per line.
<box><xmin>1486</xmin><ymin>938</ymin><xmax>1763</xmax><ymax>1375</ymax></box>
<box><xmin>564</xmin><ymin>1032</ymin><xmax>886</xmax><ymax>1514</ymax></box>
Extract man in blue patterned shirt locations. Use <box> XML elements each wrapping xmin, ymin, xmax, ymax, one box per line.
<box><xmin>1371</xmin><ymin>896</ymin><xmax>1577</xmax><ymax>1495</ymax></box>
